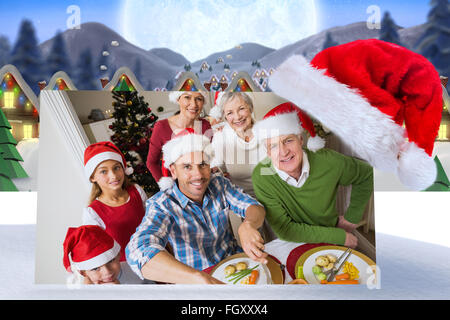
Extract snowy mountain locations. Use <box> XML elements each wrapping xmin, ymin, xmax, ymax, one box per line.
<box><xmin>39</xmin><ymin>22</ymin><xmax>180</xmax><ymax>89</ymax></box>
<box><xmin>38</xmin><ymin>21</ymin><xmax>427</xmax><ymax>90</ymax></box>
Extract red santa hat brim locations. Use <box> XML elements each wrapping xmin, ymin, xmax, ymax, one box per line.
<box><xmin>63</xmin><ymin>225</ymin><xmax>121</xmax><ymax>273</ymax></box>
<box><xmin>84</xmin><ymin>142</ymin><xmax>133</xmax><ymax>181</ymax></box>
<box><xmin>168</xmin><ymin>91</ymin><xmax>208</xmax><ymax>105</ymax></box>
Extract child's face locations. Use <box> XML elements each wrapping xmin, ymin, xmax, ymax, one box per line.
<box><xmin>90</xmin><ymin>160</ymin><xmax>125</xmax><ymax>193</ymax></box>
<box><xmin>82</xmin><ymin>255</ymin><xmax>121</xmax><ymax>284</ymax></box>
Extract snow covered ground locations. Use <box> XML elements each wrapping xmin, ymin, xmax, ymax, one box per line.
<box><xmin>1</xmin><ymin>224</ymin><xmax>449</xmax><ymax>299</ymax></box>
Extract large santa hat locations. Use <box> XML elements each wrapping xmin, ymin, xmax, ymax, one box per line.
<box><xmin>254</xmin><ymin>102</ymin><xmax>326</xmax><ymax>152</ymax></box>
<box><xmin>168</xmin><ymin>91</ymin><xmax>208</xmax><ymax>105</ymax></box>
<box><xmin>157</xmin><ymin>128</ymin><xmax>214</xmax><ymax>190</ymax></box>
<box><xmin>268</xmin><ymin>39</ymin><xmax>443</xmax><ymax>190</ymax></box>
<box><xmin>63</xmin><ymin>225</ymin><xmax>121</xmax><ymax>273</ymax></box>
<box><xmin>84</xmin><ymin>141</ymin><xmax>133</xmax><ymax>181</ymax></box>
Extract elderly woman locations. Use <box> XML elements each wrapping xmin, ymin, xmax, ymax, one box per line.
<box><xmin>146</xmin><ymin>91</ymin><xmax>212</xmax><ymax>190</ymax></box>
<box><xmin>209</xmin><ymin>91</ymin><xmax>276</xmax><ymax>242</ymax></box>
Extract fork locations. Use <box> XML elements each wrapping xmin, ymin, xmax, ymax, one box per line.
<box><xmin>323</xmin><ymin>248</ymin><xmax>351</xmax><ymax>275</ymax></box>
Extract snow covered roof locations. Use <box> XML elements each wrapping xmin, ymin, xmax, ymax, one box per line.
<box><xmin>225</xmin><ymin>71</ymin><xmax>261</xmax><ymax>92</ymax></box>
<box><xmin>103</xmin><ymin>66</ymin><xmax>144</xmax><ymax>92</ymax></box>
<box><xmin>45</xmin><ymin>71</ymin><xmax>77</xmax><ymax>91</ymax></box>
<box><xmin>173</xmin><ymin>71</ymin><xmax>207</xmax><ymax>92</ymax></box>
<box><xmin>0</xmin><ymin>64</ymin><xmax>39</xmax><ymax>113</ymax></box>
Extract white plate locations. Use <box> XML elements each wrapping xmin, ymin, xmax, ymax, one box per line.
<box><xmin>211</xmin><ymin>257</ymin><xmax>272</xmax><ymax>285</ymax></box>
<box><xmin>302</xmin><ymin>249</ymin><xmax>375</xmax><ymax>285</ymax></box>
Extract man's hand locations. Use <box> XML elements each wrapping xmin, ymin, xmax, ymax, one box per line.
<box><xmin>337</xmin><ymin>216</ymin><xmax>357</xmax><ymax>233</ymax></box>
<box><xmin>344</xmin><ymin>232</ymin><xmax>358</xmax><ymax>248</ymax></box>
<box><xmin>238</xmin><ymin>221</ymin><xmax>268</xmax><ymax>264</ymax></box>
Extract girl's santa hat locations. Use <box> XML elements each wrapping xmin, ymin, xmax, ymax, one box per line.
<box><xmin>254</xmin><ymin>102</ymin><xmax>326</xmax><ymax>152</ymax></box>
<box><xmin>63</xmin><ymin>225</ymin><xmax>121</xmax><ymax>273</ymax></box>
<box><xmin>268</xmin><ymin>39</ymin><xmax>443</xmax><ymax>191</ymax></box>
<box><xmin>84</xmin><ymin>141</ymin><xmax>133</xmax><ymax>181</ymax></box>
<box><xmin>157</xmin><ymin>128</ymin><xmax>214</xmax><ymax>190</ymax></box>
<box><xmin>168</xmin><ymin>91</ymin><xmax>208</xmax><ymax>105</ymax></box>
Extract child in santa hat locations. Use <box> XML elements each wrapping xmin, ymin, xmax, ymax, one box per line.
<box><xmin>63</xmin><ymin>225</ymin><xmax>122</xmax><ymax>284</ymax></box>
<box><xmin>82</xmin><ymin>141</ymin><xmax>147</xmax><ymax>267</ymax></box>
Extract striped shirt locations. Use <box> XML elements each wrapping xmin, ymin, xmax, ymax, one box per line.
<box><xmin>125</xmin><ymin>174</ymin><xmax>261</xmax><ymax>279</ymax></box>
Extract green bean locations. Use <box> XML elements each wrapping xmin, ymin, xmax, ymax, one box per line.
<box><xmin>226</xmin><ymin>265</ymin><xmax>259</xmax><ymax>284</ymax></box>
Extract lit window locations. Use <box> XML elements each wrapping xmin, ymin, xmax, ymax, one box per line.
<box><xmin>23</xmin><ymin>124</ymin><xmax>33</xmax><ymax>139</ymax></box>
<box><xmin>438</xmin><ymin>124</ymin><xmax>448</xmax><ymax>140</ymax></box>
<box><xmin>4</xmin><ymin>92</ymin><xmax>14</xmax><ymax>108</ymax></box>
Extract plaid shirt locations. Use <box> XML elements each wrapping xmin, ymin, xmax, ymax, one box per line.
<box><xmin>125</xmin><ymin>174</ymin><xmax>261</xmax><ymax>279</ymax></box>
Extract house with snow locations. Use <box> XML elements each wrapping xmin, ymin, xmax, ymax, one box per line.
<box><xmin>101</xmin><ymin>67</ymin><xmax>144</xmax><ymax>92</ymax></box>
<box><xmin>0</xmin><ymin>65</ymin><xmax>39</xmax><ymax>142</ymax></box>
<box><xmin>226</xmin><ymin>71</ymin><xmax>261</xmax><ymax>92</ymax></box>
<box><xmin>173</xmin><ymin>71</ymin><xmax>207</xmax><ymax>92</ymax></box>
<box><xmin>44</xmin><ymin>71</ymin><xmax>77</xmax><ymax>91</ymax></box>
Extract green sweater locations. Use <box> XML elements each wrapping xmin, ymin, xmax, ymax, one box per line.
<box><xmin>252</xmin><ymin>148</ymin><xmax>373</xmax><ymax>245</ymax></box>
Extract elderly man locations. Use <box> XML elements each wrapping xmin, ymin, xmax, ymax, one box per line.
<box><xmin>252</xmin><ymin>103</ymin><xmax>374</xmax><ymax>248</ymax></box>
<box><xmin>126</xmin><ymin>129</ymin><xmax>268</xmax><ymax>284</ymax></box>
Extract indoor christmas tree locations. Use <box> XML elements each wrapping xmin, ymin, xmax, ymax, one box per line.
<box><xmin>0</xmin><ymin>109</ymin><xmax>27</xmax><ymax>191</ymax></box>
<box><xmin>109</xmin><ymin>90</ymin><xmax>159</xmax><ymax>195</ymax></box>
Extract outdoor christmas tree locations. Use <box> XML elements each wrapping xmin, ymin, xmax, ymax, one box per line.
<box><xmin>9</xmin><ymin>19</ymin><xmax>44</xmax><ymax>94</ymax></box>
<box><xmin>0</xmin><ymin>35</ymin><xmax>11</xmax><ymax>67</ymax></box>
<box><xmin>415</xmin><ymin>0</ymin><xmax>450</xmax><ymax>81</ymax></box>
<box><xmin>322</xmin><ymin>32</ymin><xmax>338</xmax><ymax>50</ymax></box>
<box><xmin>379</xmin><ymin>12</ymin><xmax>402</xmax><ymax>46</ymax></box>
<box><xmin>109</xmin><ymin>90</ymin><xmax>159</xmax><ymax>195</ymax></box>
<box><xmin>0</xmin><ymin>109</ymin><xmax>27</xmax><ymax>191</ymax></box>
<box><xmin>46</xmin><ymin>31</ymin><xmax>71</xmax><ymax>78</ymax></box>
<box><xmin>75</xmin><ymin>48</ymin><xmax>99</xmax><ymax>90</ymax></box>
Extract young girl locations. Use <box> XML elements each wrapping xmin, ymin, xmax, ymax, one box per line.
<box><xmin>82</xmin><ymin>141</ymin><xmax>147</xmax><ymax>265</ymax></box>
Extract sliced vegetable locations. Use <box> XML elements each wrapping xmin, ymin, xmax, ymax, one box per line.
<box><xmin>248</xmin><ymin>270</ymin><xmax>259</xmax><ymax>284</ymax></box>
<box><xmin>316</xmin><ymin>273</ymin><xmax>327</xmax><ymax>281</ymax></box>
<box><xmin>226</xmin><ymin>265</ymin><xmax>259</xmax><ymax>284</ymax></box>
<box><xmin>312</xmin><ymin>265</ymin><xmax>322</xmax><ymax>275</ymax></box>
<box><xmin>320</xmin><ymin>280</ymin><xmax>359</xmax><ymax>285</ymax></box>
<box><xmin>335</xmin><ymin>273</ymin><xmax>350</xmax><ymax>280</ymax></box>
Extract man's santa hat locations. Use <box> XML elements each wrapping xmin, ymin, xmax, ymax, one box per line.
<box><xmin>157</xmin><ymin>128</ymin><xmax>214</xmax><ymax>190</ymax></box>
<box><xmin>84</xmin><ymin>141</ymin><xmax>133</xmax><ymax>181</ymax></box>
<box><xmin>268</xmin><ymin>39</ymin><xmax>443</xmax><ymax>190</ymax></box>
<box><xmin>168</xmin><ymin>91</ymin><xmax>208</xmax><ymax>105</ymax></box>
<box><xmin>254</xmin><ymin>102</ymin><xmax>326</xmax><ymax>152</ymax></box>
<box><xmin>63</xmin><ymin>225</ymin><xmax>121</xmax><ymax>273</ymax></box>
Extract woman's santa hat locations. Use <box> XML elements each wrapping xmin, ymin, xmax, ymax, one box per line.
<box><xmin>254</xmin><ymin>102</ymin><xmax>326</xmax><ymax>152</ymax></box>
<box><xmin>168</xmin><ymin>91</ymin><xmax>208</xmax><ymax>105</ymax></box>
<box><xmin>268</xmin><ymin>39</ymin><xmax>443</xmax><ymax>191</ymax></box>
<box><xmin>157</xmin><ymin>128</ymin><xmax>214</xmax><ymax>190</ymax></box>
<box><xmin>63</xmin><ymin>225</ymin><xmax>121</xmax><ymax>273</ymax></box>
<box><xmin>84</xmin><ymin>141</ymin><xmax>133</xmax><ymax>181</ymax></box>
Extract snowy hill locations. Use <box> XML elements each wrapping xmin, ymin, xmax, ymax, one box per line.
<box><xmin>38</xmin><ymin>21</ymin><xmax>427</xmax><ymax>90</ymax></box>
<box><xmin>148</xmin><ymin>47</ymin><xmax>190</xmax><ymax>67</ymax></box>
<box><xmin>39</xmin><ymin>22</ymin><xmax>179</xmax><ymax>89</ymax></box>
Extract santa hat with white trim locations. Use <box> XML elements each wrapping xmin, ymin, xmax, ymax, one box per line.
<box><xmin>157</xmin><ymin>128</ymin><xmax>214</xmax><ymax>190</ymax></box>
<box><xmin>268</xmin><ymin>39</ymin><xmax>443</xmax><ymax>191</ymax></box>
<box><xmin>63</xmin><ymin>225</ymin><xmax>121</xmax><ymax>273</ymax></box>
<box><xmin>84</xmin><ymin>141</ymin><xmax>133</xmax><ymax>181</ymax></box>
<box><xmin>254</xmin><ymin>102</ymin><xmax>326</xmax><ymax>152</ymax></box>
<box><xmin>168</xmin><ymin>91</ymin><xmax>208</xmax><ymax>105</ymax></box>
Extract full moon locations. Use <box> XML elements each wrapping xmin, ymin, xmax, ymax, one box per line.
<box><xmin>121</xmin><ymin>0</ymin><xmax>318</xmax><ymax>62</ymax></box>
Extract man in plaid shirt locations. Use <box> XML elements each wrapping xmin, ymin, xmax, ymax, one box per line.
<box><xmin>126</xmin><ymin>130</ymin><xmax>267</xmax><ymax>284</ymax></box>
